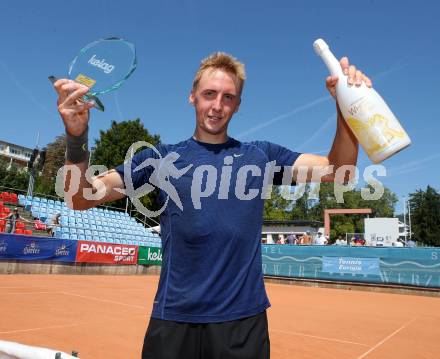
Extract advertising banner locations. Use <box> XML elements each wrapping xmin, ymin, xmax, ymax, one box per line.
<box><xmin>138</xmin><ymin>246</ymin><xmax>162</xmax><ymax>265</ymax></box>
<box><xmin>0</xmin><ymin>233</ymin><xmax>77</xmax><ymax>262</ymax></box>
<box><xmin>262</xmin><ymin>244</ymin><xmax>440</xmax><ymax>288</ymax></box>
<box><xmin>75</xmin><ymin>240</ymin><xmax>138</xmax><ymax>264</ymax></box>
<box><xmin>322</xmin><ymin>256</ymin><xmax>380</xmax><ymax>275</ymax></box>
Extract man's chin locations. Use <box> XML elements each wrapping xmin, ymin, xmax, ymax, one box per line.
<box><xmin>203</xmin><ymin>124</ymin><xmax>227</xmax><ymax>135</ymax></box>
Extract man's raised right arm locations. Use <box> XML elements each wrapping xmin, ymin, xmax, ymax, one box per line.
<box><xmin>54</xmin><ymin>79</ymin><xmax>125</xmax><ymax>210</ymax></box>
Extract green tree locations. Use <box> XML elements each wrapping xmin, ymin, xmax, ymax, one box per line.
<box><xmin>42</xmin><ymin>135</ymin><xmax>66</xmax><ymax>183</ymax></box>
<box><xmin>263</xmin><ymin>186</ymin><xmax>291</xmax><ymax>220</ymax></box>
<box><xmin>409</xmin><ymin>186</ymin><xmax>440</xmax><ymax>246</ymax></box>
<box><xmin>91</xmin><ymin>119</ymin><xmax>160</xmax><ymax>169</ymax></box>
<box><xmin>91</xmin><ymin>119</ymin><xmax>161</xmax><ymax>220</ymax></box>
<box><xmin>299</xmin><ymin>182</ymin><xmax>398</xmax><ymax>239</ymax></box>
<box><xmin>34</xmin><ymin>134</ymin><xmax>66</xmax><ymax>197</ymax></box>
<box><xmin>0</xmin><ymin>159</ymin><xmax>29</xmax><ymax>191</ymax></box>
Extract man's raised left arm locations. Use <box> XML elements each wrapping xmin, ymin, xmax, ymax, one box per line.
<box><xmin>293</xmin><ymin>56</ymin><xmax>372</xmax><ymax>184</ymax></box>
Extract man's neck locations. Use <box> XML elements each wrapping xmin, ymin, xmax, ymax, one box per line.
<box><xmin>192</xmin><ymin>131</ymin><xmax>229</xmax><ymax>144</ymax></box>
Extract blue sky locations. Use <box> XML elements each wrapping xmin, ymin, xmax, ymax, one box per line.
<box><xmin>0</xmin><ymin>0</ymin><xmax>439</xmax><ymax>213</ymax></box>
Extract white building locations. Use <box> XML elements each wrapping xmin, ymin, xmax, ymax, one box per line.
<box><xmin>0</xmin><ymin>140</ymin><xmax>33</xmax><ymax>168</ymax></box>
<box><xmin>262</xmin><ymin>220</ymin><xmax>323</xmax><ymax>244</ymax></box>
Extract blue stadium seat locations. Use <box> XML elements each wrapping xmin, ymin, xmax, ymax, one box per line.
<box><xmin>54</xmin><ymin>228</ymin><xmax>62</xmax><ymax>237</ymax></box>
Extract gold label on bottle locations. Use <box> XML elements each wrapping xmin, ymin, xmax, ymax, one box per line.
<box><xmin>347</xmin><ymin>114</ymin><xmax>406</xmax><ymax>156</ymax></box>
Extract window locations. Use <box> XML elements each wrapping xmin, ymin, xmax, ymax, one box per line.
<box><xmin>10</xmin><ymin>148</ymin><xmax>22</xmax><ymax>155</ymax></box>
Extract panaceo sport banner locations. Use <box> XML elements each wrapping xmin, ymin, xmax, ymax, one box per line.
<box><xmin>75</xmin><ymin>240</ymin><xmax>138</xmax><ymax>264</ymax></box>
<box><xmin>0</xmin><ymin>233</ymin><xmax>77</xmax><ymax>262</ymax></box>
<box><xmin>138</xmin><ymin>246</ymin><xmax>162</xmax><ymax>265</ymax></box>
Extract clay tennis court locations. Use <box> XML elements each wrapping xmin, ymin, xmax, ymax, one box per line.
<box><xmin>0</xmin><ymin>274</ymin><xmax>439</xmax><ymax>358</ymax></box>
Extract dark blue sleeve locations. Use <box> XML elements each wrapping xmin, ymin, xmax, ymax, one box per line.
<box><xmin>251</xmin><ymin>141</ymin><xmax>302</xmax><ymax>166</ymax></box>
<box><xmin>250</xmin><ymin>141</ymin><xmax>302</xmax><ymax>185</ymax></box>
<box><xmin>115</xmin><ymin>143</ymin><xmax>168</xmax><ymax>191</ymax></box>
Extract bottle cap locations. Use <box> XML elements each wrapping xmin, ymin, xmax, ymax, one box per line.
<box><xmin>313</xmin><ymin>39</ymin><xmax>329</xmax><ymax>55</ymax></box>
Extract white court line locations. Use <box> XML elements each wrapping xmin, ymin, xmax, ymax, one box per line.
<box><xmin>0</xmin><ymin>291</ymin><xmax>58</xmax><ymax>295</ymax></box>
<box><xmin>270</xmin><ymin>328</ymin><xmax>370</xmax><ymax>347</ymax></box>
<box><xmin>0</xmin><ymin>323</ymin><xmax>82</xmax><ymax>335</ymax></box>
<box><xmin>0</xmin><ymin>286</ymin><xmax>48</xmax><ymax>289</ymax></box>
<box><xmin>356</xmin><ymin>317</ymin><xmax>417</xmax><ymax>359</ymax></box>
<box><xmin>61</xmin><ymin>292</ymin><xmax>146</xmax><ymax>310</ymax></box>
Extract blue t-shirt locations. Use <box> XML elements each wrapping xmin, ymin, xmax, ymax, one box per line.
<box><xmin>116</xmin><ymin>137</ymin><xmax>301</xmax><ymax>323</ymax></box>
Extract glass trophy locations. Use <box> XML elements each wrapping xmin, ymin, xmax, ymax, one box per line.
<box><xmin>49</xmin><ymin>37</ymin><xmax>137</xmax><ymax>111</ymax></box>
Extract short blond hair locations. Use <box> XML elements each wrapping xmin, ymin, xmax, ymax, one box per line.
<box><xmin>192</xmin><ymin>52</ymin><xmax>246</xmax><ymax>96</ymax></box>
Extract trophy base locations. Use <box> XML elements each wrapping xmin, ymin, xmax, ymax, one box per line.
<box><xmin>48</xmin><ymin>76</ymin><xmax>105</xmax><ymax>112</ymax></box>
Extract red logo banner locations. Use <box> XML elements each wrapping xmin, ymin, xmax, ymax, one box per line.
<box><xmin>76</xmin><ymin>241</ymin><xmax>138</xmax><ymax>264</ymax></box>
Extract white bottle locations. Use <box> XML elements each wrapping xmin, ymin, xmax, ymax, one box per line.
<box><xmin>313</xmin><ymin>38</ymin><xmax>411</xmax><ymax>163</ymax></box>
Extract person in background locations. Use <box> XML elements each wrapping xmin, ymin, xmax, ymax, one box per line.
<box><xmin>406</xmin><ymin>239</ymin><xmax>416</xmax><ymax>247</ymax></box>
<box><xmin>335</xmin><ymin>235</ymin><xmax>346</xmax><ymax>245</ymax></box>
<box><xmin>47</xmin><ymin>213</ymin><xmax>61</xmax><ymax>237</ymax></box>
<box><xmin>393</xmin><ymin>239</ymin><xmax>404</xmax><ymax>247</ymax></box>
<box><xmin>314</xmin><ymin>232</ymin><xmax>328</xmax><ymax>245</ymax></box>
<box><xmin>1</xmin><ymin>208</ymin><xmax>32</xmax><ymax>233</ymax></box>
<box><xmin>286</xmin><ymin>233</ymin><xmax>297</xmax><ymax>245</ymax></box>
<box><xmin>276</xmin><ymin>234</ymin><xmax>286</xmax><ymax>244</ymax></box>
<box><xmin>299</xmin><ymin>232</ymin><xmax>312</xmax><ymax>245</ymax></box>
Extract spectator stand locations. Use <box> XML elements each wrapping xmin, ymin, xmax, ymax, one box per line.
<box><xmin>22</xmin><ymin>194</ymin><xmax>161</xmax><ymax>247</ymax></box>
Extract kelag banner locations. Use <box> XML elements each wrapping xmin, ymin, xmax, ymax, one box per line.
<box><xmin>0</xmin><ymin>233</ymin><xmax>77</xmax><ymax>262</ymax></box>
<box><xmin>262</xmin><ymin>245</ymin><xmax>440</xmax><ymax>288</ymax></box>
<box><xmin>76</xmin><ymin>240</ymin><xmax>138</xmax><ymax>264</ymax></box>
<box><xmin>138</xmin><ymin>246</ymin><xmax>162</xmax><ymax>265</ymax></box>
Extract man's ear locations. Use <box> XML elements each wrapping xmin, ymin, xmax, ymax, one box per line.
<box><xmin>234</xmin><ymin>98</ymin><xmax>241</xmax><ymax>113</ymax></box>
<box><xmin>189</xmin><ymin>92</ymin><xmax>195</xmax><ymax>105</ymax></box>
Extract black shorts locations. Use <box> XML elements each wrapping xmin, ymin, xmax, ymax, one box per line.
<box><xmin>142</xmin><ymin>311</ymin><xmax>270</xmax><ymax>359</ymax></box>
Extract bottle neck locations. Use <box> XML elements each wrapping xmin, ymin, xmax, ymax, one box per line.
<box><xmin>319</xmin><ymin>48</ymin><xmax>343</xmax><ymax>77</ymax></box>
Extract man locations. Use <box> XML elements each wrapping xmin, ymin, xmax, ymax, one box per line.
<box><xmin>314</xmin><ymin>232</ymin><xmax>328</xmax><ymax>246</ymax></box>
<box><xmin>53</xmin><ymin>52</ymin><xmax>370</xmax><ymax>358</ymax></box>
<box><xmin>335</xmin><ymin>235</ymin><xmax>346</xmax><ymax>245</ymax></box>
<box><xmin>1</xmin><ymin>208</ymin><xmax>32</xmax><ymax>233</ymax></box>
<box><xmin>286</xmin><ymin>233</ymin><xmax>297</xmax><ymax>245</ymax></box>
<box><xmin>47</xmin><ymin>212</ymin><xmax>61</xmax><ymax>236</ymax></box>
<box><xmin>393</xmin><ymin>239</ymin><xmax>404</xmax><ymax>247</ymax></box>
<box><xmin>299</xmin><ymin>231</ymin><xmax>312</xmax><ymax>245</ymax></box>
